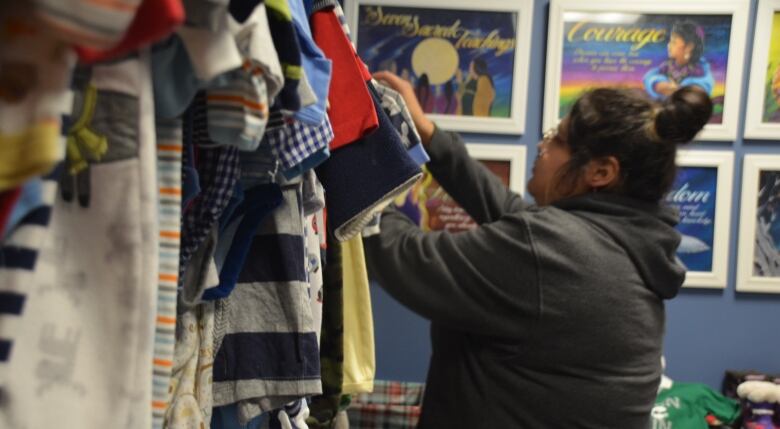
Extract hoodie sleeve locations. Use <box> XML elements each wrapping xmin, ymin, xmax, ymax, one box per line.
<box><xmin>425</xmin><ymin>126</ymin><xmax>528</xmax><ymax>224</ymax></box>
<box><xmin>363</xmin><ymin>206</ymin><xmax>540</xmax><ymax>338</ymax></box>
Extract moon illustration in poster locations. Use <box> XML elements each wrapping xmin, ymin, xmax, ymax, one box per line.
<box><xmin>355</xmin><ymin>5</ymin><xmax>518</xmax><ymax>118</ymax></box>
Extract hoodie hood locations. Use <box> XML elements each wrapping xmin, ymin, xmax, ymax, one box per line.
<box><xmin>553</xmin><ymin>193</ymin><xmax>685</xmax><ymax>299</ymax></box>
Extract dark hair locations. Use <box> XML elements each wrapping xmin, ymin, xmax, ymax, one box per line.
<box><xmin>671</xmin><ymin>21</ymin><xmax>705</xmax><ymax>64</ymax></box>
<box><xmin>560</xmin><ymin>86</ymin><xmax>713</xmax><ymax>202</ymax></box>
<box><xmin>415</xmin><ymin>73</ymin><xmax>431</xmax><ymax>106</ymax></box>
<box><xmin>472</xmin><ymin>58</ymin><xmax>494</xmax><ymax>87</ymax></box>
<box><xmin>444</xmin><ymin>80</ymin><xmax>454</xmax><ymax>112</ymax></box>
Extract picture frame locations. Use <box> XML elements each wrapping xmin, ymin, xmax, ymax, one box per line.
<box><xmin>669</xmin><ymin>150</ymin><xmax>734</xmax><ymax>288</ymax></box>
<box><xmin>393</xmin><ymin>143</ymin><xmax>526</xmax><ymax>232</ymax></box>
<box><xmin>346</xmin><ymin>0</ymin><xmax>534</xmax><ymax>135</ymax></box>
<box><xmin>736</xmin><ymin>154</ymin><xmax>780</xmax><ymax>293</ymax></box>
<box><xmin>543</xmin><ymin>0</ymin><xmax>750</xmax><ymax>141</ymax></box>
<box><xmin>743</xmin><ymin>0</ymin><xmax>780</xmax><ymax>139</ymax></box>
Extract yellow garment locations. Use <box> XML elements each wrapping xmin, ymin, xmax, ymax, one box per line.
<box><xmin>0</xmin><ymin>121</ymin><xmax>62</xmax><ymax>190</ymax></box>
<box><xmin>341</xmin><ymin>234</ymin><xmax>376</xmax><ymax>394</ymax></box>
<box><xmin>473</xmin><ymin>76</ymin><xmax>495</xmax><ymax>117</ymax></box>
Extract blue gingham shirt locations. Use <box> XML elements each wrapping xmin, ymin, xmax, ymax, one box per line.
<box><xmin>266</xmin><ymin>116</ymin><xmax>334</xmax><ymax>172</ymax></box>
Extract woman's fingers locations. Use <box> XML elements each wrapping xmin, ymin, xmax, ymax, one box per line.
<box><xmin>373</xmin><ymin>71</ymin><xmax>411</xmax><ymax>94</ymax></box>
<box><xmin>372</xmin><ymin>70</ymin><xmax>435</xmax><ymax>146</ymax></box>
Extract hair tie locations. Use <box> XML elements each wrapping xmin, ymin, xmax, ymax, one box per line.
<box><xmin>646</xmin><ymin>106</ymin><xmax>664</xmax><ymax>140</ymax></box>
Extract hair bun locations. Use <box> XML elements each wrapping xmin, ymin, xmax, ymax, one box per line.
<box><xmin>654</xmin><ymin>86</ymin><xmax>714</xmax><ymax>144</ymax></box>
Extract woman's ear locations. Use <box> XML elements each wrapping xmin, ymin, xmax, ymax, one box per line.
<box><xmin>583</xmin><ymin>156</ymin><xmax>621</xmax><ymax>190</ymax></box>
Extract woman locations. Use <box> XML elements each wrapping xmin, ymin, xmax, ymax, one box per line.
<box><xmin>434</xmin><ymin>79</ymin><xmax>457</xmax><ymax>115</ymax></box>
<box><xmin>644</xmin><ymin>20</ymin><xmax>714</xmax><ymax>100</ymax></box>
<box><xmin>459</xmin><ymin>58</ymin><xmax>495</xmax><ymax>116</ymax></box>
<box><xmin>414</xmin><ymin>73</ymin><xmax>434</xmax><ymax>113</ymax></box>
<box><xmin>370</xmin><ymin>70</ymin><xmax>713</xmax><ymax>428</ymax></box>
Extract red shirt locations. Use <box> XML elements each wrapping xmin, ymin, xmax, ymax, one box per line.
<box><xmin>311</xmin><ymin>9</ymin><xmax>377</xmax><ymax>149</ymax></box>
<box><xmin>76</xmin><ymin>0</ymin><xmax>184</xmax><ymax>63</ymax></box>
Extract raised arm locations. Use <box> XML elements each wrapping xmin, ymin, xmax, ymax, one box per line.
<box><xmin>425</xmin><ymin>126</ymin><xmax>527</xmax><ymax>224</ymax></box>
<box><xmin>373</xmin><ymin>70</ymin><xmax>527</xmax><ymax>224</ymax></box>
<box><xmin>363</xmin><ymin>207</ymin><xmax>540</xmax><ymax>338</ymax></box>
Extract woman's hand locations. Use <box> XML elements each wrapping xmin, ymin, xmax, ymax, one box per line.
<box><xmin>373</xmin><ymin>70</ymin><xmax>436</xmax><ymax>146</ymax></box>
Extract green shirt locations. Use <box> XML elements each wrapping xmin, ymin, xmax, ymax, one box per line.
<box><xmin>652</xmin><ymin>382</ymin><xmax>740</xmax><ymax>429</ymax></box>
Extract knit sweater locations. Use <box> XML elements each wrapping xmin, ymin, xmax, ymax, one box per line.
<box><xmin>363</xmin><ymin>127</ymin><xmax>686</xmax><ymax>428</ymax></box>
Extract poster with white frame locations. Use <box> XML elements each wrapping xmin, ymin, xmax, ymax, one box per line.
<box><xmin>393</xmin><ymin>144</ymin><xmax>526</xmax><ymax>232</ymax></box>
<box><xmin>744</xmin><ymin>0</ymin><xmax>780</xmax><ymax>139</ymax></box>
<box><xmin>668</xmin><ymin>150</ymin><xmax>734</xmax><ymax>288</ymax></box>
<box><xmin>736</xmin><ymin>154</ymin><xmax>780</xmax><ymax>293</ymax></box>
<box><xmin>346</xmin><ymin>0</ymin><xmax>534</xmax><ymax>135</ymax></box>
<box><xmin>544</xmin><ymin>0</ymin><xmax>750</xmax><ymax>141</ymax></box>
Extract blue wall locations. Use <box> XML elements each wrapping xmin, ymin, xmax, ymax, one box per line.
<box><xmin>365</xmin><ymin>0</ymin><xmax>780</xmax><ymax>389</ymax></box>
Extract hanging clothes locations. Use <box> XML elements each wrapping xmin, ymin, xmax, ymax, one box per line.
<box><xmin>302</xmin><ymin>170</ymin><xmax>326</xmax><ymax>343</ymax></box>
<box><xmin>207</xmin><ymin>3</ymin><xmax>283</xmax><ymax>152</ymax></box>
<box><xmin>0</xmin><ymin>166</ymin><xmax>61</xmax><ymax>387</ymax></box>
<box><xmin>262</xmin><ymin>0</ymin><xmax>303</xmax><ymax>112</ymax></box>
<box><xmin>0</xmin><ymin>188</ymin><xmax>22</xmax><ymax>237</ymax></box>
<box><xmin>0</xmin><ymin>4</ymin><xmax>73</xmax><ymax>192</ymax></box>
<box><xmin>212</xmin><ymin>175</ymin><xmax>321</xmax><ymax>425</ymax></box>
<box><xmin>178</xmin><ymin>92</ymin><xmax>241</xmax><ymax>287</ymax></box>
<box><xmin>315</xmin><ymin>83</ymin><xmax>422</xmax><ymax>242</ymax></box>
<box><xmin>309</xmin><ymin>6</ymin><xmax>377</xmax><ymax>149</ymax></box>
<box><xmin>165</xmin><ymin>302</ymin><xmax>216</xmax><ymax>429</ymax></box>
<box><xmin>74</xmin><ymin>0</ymin><xmax>185</xmax><ymax>64</ymax></box>
<box><xmin>1</xmin><ymin>53</ymin><xmax>159</xmax><ymax>429</ymax></box>
<box><xmin>341</xmin><ymin>234</ymin><xmax>375</xmax><ymax>395</ymax></box>
<box><xmin>372</xmin><ymin>80</ymin><xmax>430</xmax><ymax>166</ymax></box>
<box><xmin>0</xmin><ymin>0</ymin><xmax>417</xmax><ymax>427</ymax></box>
<box><xmin>31</xmin><ymin>0</ymin><xmax>141</xmax><ymax>51</ymax></box>
<box><xmin>288</xmin><ymin>0</ymin><xmax>332</xmax><ymax>126</ymax></box>
<box><xmin>307</xmin><ymin>233</ymin><xmax>344</xmax><ymax>429</ymax></box>
<box><xmin>151</xmin><ymin>118</ymin><xmax>184</xmax><ymax>429</ymax></box>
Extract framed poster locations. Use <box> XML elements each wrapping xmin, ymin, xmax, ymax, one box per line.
<box><xmin>394</xmin><ymin>143</ymin><xmax>526</xmax><ymax>232</ymax></box>
<box><xmin>668</xmin><ymin>151</ymin><xmax>734</xmax><ymax>288</ymax></box>
<box><xmin>544</xmin><ymin>0</ymin><xmax>750</xmax><ymax>141</ymax></box>
<box><xmin>744</xmin><ymin>0</ymin><xmax>780</xmax><ymax>139</ymax></box>
<box><xmin>346</xmin><ymin>0</ymin><xmax>534</xmax><ymax>134</ymax></box>
<box><xmin>736</xmin><ymin>155</ymin><xmax>780</xmax><ymax>293</ymax></box>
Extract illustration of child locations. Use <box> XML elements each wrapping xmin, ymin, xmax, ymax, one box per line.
<box><xmin>643</xmin><ymin>20</ymin><xmax>714</xmax><ymax>100</ymax></box>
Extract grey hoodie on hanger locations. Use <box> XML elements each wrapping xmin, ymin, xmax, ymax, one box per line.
<box><xmin>363</xmin><ymin>127</ymin><xmax>685</xmax><ymax>429</ymax></box>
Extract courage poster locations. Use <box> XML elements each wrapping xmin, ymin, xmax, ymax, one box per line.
<box><xmin>559</xmin><ymin>13</ymin><xmax>733</xmax><ymax>124</ymax></box>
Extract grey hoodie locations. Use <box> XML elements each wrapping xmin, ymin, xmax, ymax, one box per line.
<box><xmin>363</xmin><ymin>127</ymin><xmax>685</xmax><ymax>428</ymax></box>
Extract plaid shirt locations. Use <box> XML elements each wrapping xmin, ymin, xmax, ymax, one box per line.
<box><xmin>347</xmin><ymin>380</ymin><xmax>425</xmax><ymax>429</ymax></box>
<box><xmin>179</xmin><ymin>94</ymin><xmax>241</xmax><ymax>281</ymax></box>
<box><xmin>266</xmin><ymin>117</ymin><xmax>334</xmax><ymax>172</ymax></box>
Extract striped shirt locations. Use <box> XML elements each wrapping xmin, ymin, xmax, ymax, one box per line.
<box><xmin>151</xmin><ymin>118</ymin><xmax>183</xmax><ymax>429</ymax></box>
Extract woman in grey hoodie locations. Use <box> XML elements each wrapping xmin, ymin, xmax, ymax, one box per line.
<box><xmin>366</xmin><ymin>71</ymin><xmax>713</xmax><ymax>428</ymax></box>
